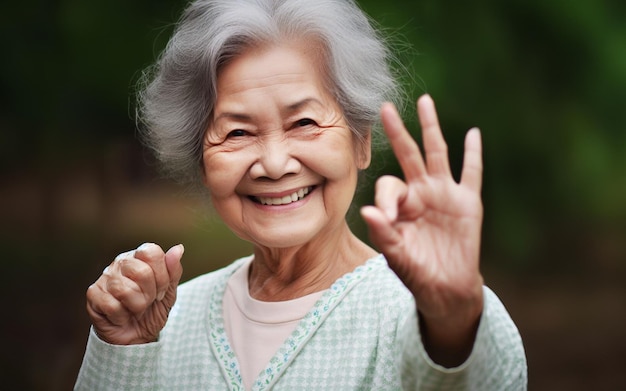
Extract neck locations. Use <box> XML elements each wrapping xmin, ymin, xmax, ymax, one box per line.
<box><xmin>248</xmin><ymin>222</ymin><xmax>376</xmax><ymax>301</ymax></box>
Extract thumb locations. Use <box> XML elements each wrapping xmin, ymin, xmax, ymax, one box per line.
<box><xmin>165</xmin><ymin>244</ymin><xmax>184</xmax><ymax>287</ymax></box>
<box><xmin>360</xmin><ymin>206</ymin><xmax>403</xmax><ymax>257</ymax></box>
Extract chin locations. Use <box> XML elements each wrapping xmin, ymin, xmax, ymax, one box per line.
<box><xmin>243</xmin><ymin>223</ymin><xmax>324</xmax><ymax>249</ymax></box>
<box><xmin>250</xmin><ymin>233</ymin><xmax>314</xmax><ymax>249</ymax></box>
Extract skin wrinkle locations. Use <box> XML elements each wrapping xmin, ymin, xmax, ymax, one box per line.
<box><xmin>208</xmin><ymin>96</ymin><xmax>345</xmax><ymax>145</ymax></box>
<box><xmin>137</xmin><ymin>0</ymin><xmax>396</xmax><ymax>188</ymax></box>
<box><xmin>248</xmin><ymin>229</ymin><xmax>364</xmax><ymax>301</ymax></box>
<box><xmin>77</xmin><ymin>2</ymin><xmax>525</xmax><ymax>381</ymax></box>
<box><xmin>202</xmin><ymin>44</ymin><xmax>375</xmax><ymax>301</ymax></box>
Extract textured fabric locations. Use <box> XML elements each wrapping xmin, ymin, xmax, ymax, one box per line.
<box><xmin>223</xmin><ymin>257</ymin><xmax>326</xmax><ymax>389</ymax></box>
<box><xmin>75</xmin><ymin>255</ymin><xmax>527</xmax><ymax>390</ymax></box>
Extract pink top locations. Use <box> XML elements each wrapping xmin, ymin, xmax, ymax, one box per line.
<box><xmin>222</xmin><ymin>259</ymin><xmax>326</xmax><ymax>390</ymax></box>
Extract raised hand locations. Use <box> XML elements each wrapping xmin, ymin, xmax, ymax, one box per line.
<box><xmin>86</xmin><ymin>243</ymin><xmax>184</xmax><ymax>345</ymax></box>
<box><xmin>360</xmin><ymin>94</ymin><xmax>484</xmax><ymax>366</ymax></box>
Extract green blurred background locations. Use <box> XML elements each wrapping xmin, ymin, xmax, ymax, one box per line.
<box><xmin>1</xmin><ymin>0</ymin><xmax>625</xmax><ymax>389</ymax></box>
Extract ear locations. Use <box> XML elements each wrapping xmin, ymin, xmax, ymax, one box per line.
<box><xmin>356</xmin><ymin>130</ymin><xmax>372</xmax><ymax>170</ymax></box>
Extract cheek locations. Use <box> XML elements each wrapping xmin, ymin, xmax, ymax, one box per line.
<box><xmin>306</xmin><ymin>143</ymin><xmax>360</xmax><ymax>180</ymax></box>
<box><xmin>202</xmin><ymin>153</ymin><xmax>249</xmax><ymax>198</ymax></box>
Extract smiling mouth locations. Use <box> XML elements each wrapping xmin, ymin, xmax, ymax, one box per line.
<box><xmin>252</xmin><ymin>186</ymin><xmax>314</xmax><ymax>206</ymax></box>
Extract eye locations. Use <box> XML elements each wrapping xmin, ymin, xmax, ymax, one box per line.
<box><xmin>226</xmin><ymin>129</ymin><xmax>247</xmax><ymax>138</ymax></box>
<box><xmin>296</xmin><ymin>118</ymin><xmax>317</xmax><ymax>127</ymax></box>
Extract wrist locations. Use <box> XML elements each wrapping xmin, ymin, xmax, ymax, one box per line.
<box><xmin>418</xmin><ymin>290</ymin><xmax>484</xmax><ymax>367</ymax></box>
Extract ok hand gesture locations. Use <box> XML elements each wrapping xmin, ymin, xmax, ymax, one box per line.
<box><xmin>361</xmin><ymin>95</ymin><xmax>484</xmax><ymax>366</ymax></box>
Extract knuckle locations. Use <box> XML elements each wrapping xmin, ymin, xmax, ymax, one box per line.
<box><xmin>376</xmin><ymin>175</ymin><xmax>399</xmax><ymax>189</ymax></box>
<box><xmin>94</xmin><ymin>293</ymin><xmax>123</xmax><ymax>317</ymax></box>
<box><xmin>105</xmin><ymin>280</ymin><xmax>148</xmax><ymax>312</ymax></box>
<box><xmin>86</xmin><ymin>283</ymin><xmax>101</xmax><ymax>302</ymax></box>
<box><xmin>107</xmin><ymin>269</ymin><xmax>155</xmax><ymax>303</ymax></box>
<box><xmin>377</xmin><ymin>174</ymin><xmax>393</xmax><ymax>184</ymax></box>
<box><xmin>134</xmin><ymin>242</ymin><xmax>164</xmax><ymax>262</ymax></box>
<box><xmin>114</xmin><ymin>250</ymin><xmax>133</xmax><ymax>263</ymax></box>
<box><xmin>106</xmin><ymin>278</ymin><xmax>127</xmax><ymax>297</ymax></box>
<box><xmin>123</xmin><ymin>260</ymin><xmax>154</xmax><ymax>283</ymax></box>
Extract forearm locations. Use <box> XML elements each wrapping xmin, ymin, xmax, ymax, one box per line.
<box><xmin>418</xmin><ymin>311</ymin><xmax>480</xmax><ymax>368</ymax></box>
<box><xmin>418</xmin><ymin>287</ymin><xmax>484</xmax><ymax>367</ymax></box>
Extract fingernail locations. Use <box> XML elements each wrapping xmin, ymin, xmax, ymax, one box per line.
<box><xmin>157</xmin><ymin>291</ymin><xmax>166</xmax><ymax>301</ymax></box>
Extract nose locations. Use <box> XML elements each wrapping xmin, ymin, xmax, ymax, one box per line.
<box><xmin>249</xmin><ymin>136</ymin><xmax>302</xmax><ymax>180</ymax></box>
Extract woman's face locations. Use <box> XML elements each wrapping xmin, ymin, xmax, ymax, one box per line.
<box><xmin>203</xmin><ymin>43</ymin><xmax>370</xmax><ymax>248</ymax></box>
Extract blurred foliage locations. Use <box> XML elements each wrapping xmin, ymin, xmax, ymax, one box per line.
<box><xmin>2</xmin><ymin>0</ymin><xmax>624</xmax><ymax>271</ymax></box>
<box><xmin>1</xmin><ymin>0</ymin><xmax>183</xmax><ymax>170</ymax></box>
<box><xmin>1</xmin><ymin>0</ymin><xmax>625</xmax><ymax>389</ymax></box>
<box><xmin>358</xmin><ymin>0</ymin><xmax>626</xmax><ymax>273</ymax></box>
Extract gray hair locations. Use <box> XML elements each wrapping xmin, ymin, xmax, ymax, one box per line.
<box><xmin>137</xmin><ymin>0</ymin><xmax>401</xmax><ymax>186</ymax></box>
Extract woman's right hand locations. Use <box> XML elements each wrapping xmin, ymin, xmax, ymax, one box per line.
<box><xmin>86</xmin><ymin>243</ymin><xmax>184</xmax><ymax>345</ymax></box>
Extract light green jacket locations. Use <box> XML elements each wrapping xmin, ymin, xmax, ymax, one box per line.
<box><xmin>75</xmin><ymin>255</ymin><xmax>527</xmax><ymax>390</ymax></box>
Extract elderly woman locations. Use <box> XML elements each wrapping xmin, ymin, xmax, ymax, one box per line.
<box><xmin>75</xmin><ymin>0</ymin><xmax>526</xmax><ymax>389</ymax></box>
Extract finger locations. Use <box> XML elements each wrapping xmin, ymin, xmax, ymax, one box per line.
<box><xmin>153</xmin><ymin>244</ymin><xmax>185</xmax><ymax>311</ymax></box>
<box><xmin>381</xmin><ymin>102</ymin><xmax>427</xmax><ymax>181</ymax></box>
<box><xmin>165</xmin><ymin>244</ymin><xmax>184</xmax><ymax>288</ymax></box>
<box><xmin>105</xmin><ymin>273</ymin><xmax>153</xmax><ymax>316</ymax></box>
<box><xmin>104</xmin><ymin>250</ymin><xmax>134</xmax><ymax>279</ymax></box>
<box><xmin>417</xmin><ymin>94</ymin><xmax>452</xmax><ymax>177</ymax></box>
<box><xmin>133</xmin><ymin>243</ymin><xmax>169</xmax><ymax>301</ymax></box>
<box><xmin>87</xmin><ymin>282</ymin><xmax>132</xmax><ymax>327</ymax></box>
<box><xmin>102</xmin><ymin>249</ymin><xmax>159</xmax><ymax>312</ymax></box>
<box><xmin>460</xmin><ymin>128</ymin><xmax>483</xmax><ymax>193</ymax></box>
<box><xmin>117</xmin><ymin>259</ymin><xmax>161</xmax><ymax>309</ymax></box>
<box><xmin>374</xmin><ymin>175</ymin><xmax>408</xmax><ymax>221</ymax></box>
<box><xmin>111</xmin><ymin>250</ymin><xmax>134</xmax><ymax>268</ymax></box>
<box><xmin>360</xmin><ymin>206</ymin><xmax>403</xmax><ymax>257</ymax></box>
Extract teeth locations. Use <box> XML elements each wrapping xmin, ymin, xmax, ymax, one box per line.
<box><xmin>257</xmin><ymin>187</ymin><xmax>312</xmax><ymax>205</ymax></box>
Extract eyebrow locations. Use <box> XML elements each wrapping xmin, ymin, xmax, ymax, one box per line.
<box><xmin>212</xmin><ymin>111</ymin><xmax>252</xmax><ymax>123</ymax></box>
<box><xmin>284</xmin><ymin>97</ymin><xmax>323</xmax><ymax>113</ymax></box>
<box><xmin>213</xmin><ymin>97</ymin><xmax>324</xmax><ymax>123</ymax></box>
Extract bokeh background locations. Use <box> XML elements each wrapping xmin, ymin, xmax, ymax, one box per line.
<box><xmin>1</xmin><ymin>0</ymin><xmax>625</xmax><ymax>389</ymax></box>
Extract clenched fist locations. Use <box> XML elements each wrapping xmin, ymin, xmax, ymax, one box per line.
<box><xmin>86</xmin><ymin>243</ymin><xmax>184</xmax><ymax>345</ymax></box>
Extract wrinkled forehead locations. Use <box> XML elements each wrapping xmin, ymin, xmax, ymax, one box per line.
<box><xmin>212</xmin><ymin>40</ymin><xmax>338</xmax><ymax>116</ymax></box>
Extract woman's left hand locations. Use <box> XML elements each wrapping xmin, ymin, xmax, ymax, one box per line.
<box><xmin>360</xmin><ymin>94</ymin><xmax>484</xmax><ymax>366</ymax></box>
